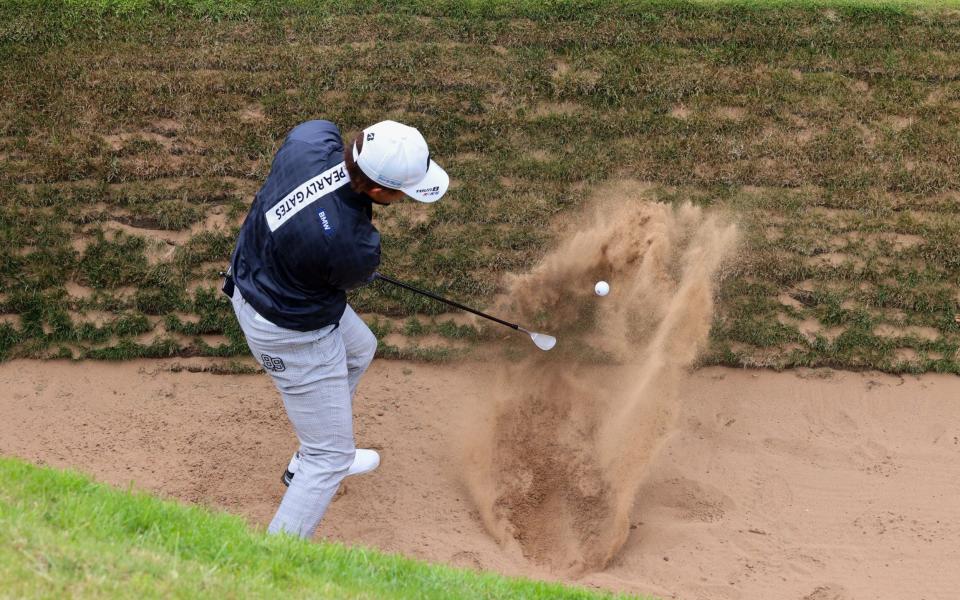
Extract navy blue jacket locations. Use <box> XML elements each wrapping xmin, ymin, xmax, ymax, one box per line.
<box><xmin>230</xmin><ymin>120</ymin><xmax>381</xmax><ymax>331</ymax></box>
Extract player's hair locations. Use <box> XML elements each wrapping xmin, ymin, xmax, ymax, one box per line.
<box><xmin>344</xmin><ymin>134</ymin><xmax>379</xmax><ymax>194</ymax></box>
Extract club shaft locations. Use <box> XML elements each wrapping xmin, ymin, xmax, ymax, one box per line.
<box><xmin>374</xmin><ymin>273</ymin><xmax>519</xmax><ymax>331</ymax></box>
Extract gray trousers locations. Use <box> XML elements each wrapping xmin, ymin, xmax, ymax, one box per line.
<box><xmin>231</xmin><ymin>288</ymin><xmax>377</xmax><ymax>538</ymax></box>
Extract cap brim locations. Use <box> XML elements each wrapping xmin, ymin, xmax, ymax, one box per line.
<box><xmin>401</xmin><ymin>159</ymin><xmax>448</xmax><ymax>203</ymax></box>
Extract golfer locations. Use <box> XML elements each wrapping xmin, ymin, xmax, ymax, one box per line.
<box><xmin>224</xmin><ymin>119</ymin><xmax>449</xmax><ymax>538</ymax></box>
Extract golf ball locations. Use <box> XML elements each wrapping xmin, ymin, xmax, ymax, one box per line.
<box><xmin>595</xmin><ymin>280</ymin><xmax>610</xmax><ymax>296</ymax></box>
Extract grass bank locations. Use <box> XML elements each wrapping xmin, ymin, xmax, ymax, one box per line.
<box><xmin>1</xmin><ymin>0</ymin><xmax>959</xmax><ymax>371</ymax></box>
<box><xmin>0</xmin><ymin>456</ymin><xmax>637</xmax><ymax>599</ymax></box>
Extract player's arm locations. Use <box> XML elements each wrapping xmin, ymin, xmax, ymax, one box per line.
<box><xmin>327</xmin><ymin>229</ymin><xmax>382</xmax><ymax>291</ymax></box>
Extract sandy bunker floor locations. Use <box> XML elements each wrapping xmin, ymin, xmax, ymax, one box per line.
<box><xmin>1</xmin><ymin>358</ymin><xmax>959</xmax><ymax>600</ymax></box>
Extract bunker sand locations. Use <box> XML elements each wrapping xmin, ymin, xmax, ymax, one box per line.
<box><xmin>2</xmin><ymin>359</ymin><xmax>959</xmax><ymax>599</ymax></box>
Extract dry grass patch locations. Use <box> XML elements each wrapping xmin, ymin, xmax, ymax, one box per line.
<box><xmin>532</xmin><ymin>101</ymin><xmax>583</xmax><ymax>117</ymax></box>
<box><xmin>874</xmin><ymin>324</ymin><xmax>940</xmax><ymax>341</ymax></box>
<box><xmin>715</xmin><ymin>106</ymin><xmax>747</xmax><ymax>121</ymax></box>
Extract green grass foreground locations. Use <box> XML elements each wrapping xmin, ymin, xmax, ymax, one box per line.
<box><xmin>2</xmin><ymin>0</ymin><xmax>960</xmax><ymax>372</ymax></box>
<box><xmin>0</xmin><ymin>457</ymin><xmax>639</xmax><ymax>599</ymax></box>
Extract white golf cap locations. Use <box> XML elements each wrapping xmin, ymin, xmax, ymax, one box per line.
<box><xmin>352</xmin><ymin>120</ymin><xmax>449</xmax><ymax>203</ymax></box>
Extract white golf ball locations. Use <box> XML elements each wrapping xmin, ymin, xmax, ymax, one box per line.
<box><xmin>595</xmin><ymin>280</ymin><xmax>610</xmax><ymax>296</ymax></box>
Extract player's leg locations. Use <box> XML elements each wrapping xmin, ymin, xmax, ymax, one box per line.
<box><xmin>338</xmin><ymin>304</ymin><xmax>377</xmax><ymax>398</ymax></box>
<box><xmin>270</xmin><ymin>305</ymin><xmax>378</xmax><ymax>490</ymax></box>
<box><xmin>231</xmin><ymin>291</ymin><xmax>355</xmax><ymax>538</ymax></box>
<box><xmin>267</xmin><ymin>327</ymin><xmax>354</xmax><ymax>538</ymax></box>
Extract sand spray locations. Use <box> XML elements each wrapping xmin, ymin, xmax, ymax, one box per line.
<box><xmin>462</xmin><ymin>187</ymin><xmax>739</xmax><ymax>571</ymax></box>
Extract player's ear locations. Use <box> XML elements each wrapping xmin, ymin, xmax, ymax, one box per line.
<box><xmin>371</xmin><ymin>186</ymin><xmax>402</xmax><ymax>197</ymax></box>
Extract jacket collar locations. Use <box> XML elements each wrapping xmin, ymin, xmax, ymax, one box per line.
<box><xmin>341</xmin><ymin>185</ymin><xmax>373</xmax><ymax>218</ymax></box>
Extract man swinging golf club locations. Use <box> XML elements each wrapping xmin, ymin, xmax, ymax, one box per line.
<box><xmin>225</xmin><ymin>119</ymin><xmax>449</xmax><ymax>538</ymax></box>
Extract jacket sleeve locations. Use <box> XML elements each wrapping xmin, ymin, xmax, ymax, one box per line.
<box><xmin>327</xmin><ymin>228</ymin><xmax>381</xmax><ymax>291</ymax></box>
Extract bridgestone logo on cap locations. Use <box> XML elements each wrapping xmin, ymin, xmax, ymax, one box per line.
<box><xmin>417</xmin><ymin>186</ymin><xmax>441</xmax><ymax>195</ymax></box>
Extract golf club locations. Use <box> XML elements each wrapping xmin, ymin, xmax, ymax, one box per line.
<box><xmin>373</xmin><ymin>273</ymin><xmax>557</xmax><ymax>351</ymax></box>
